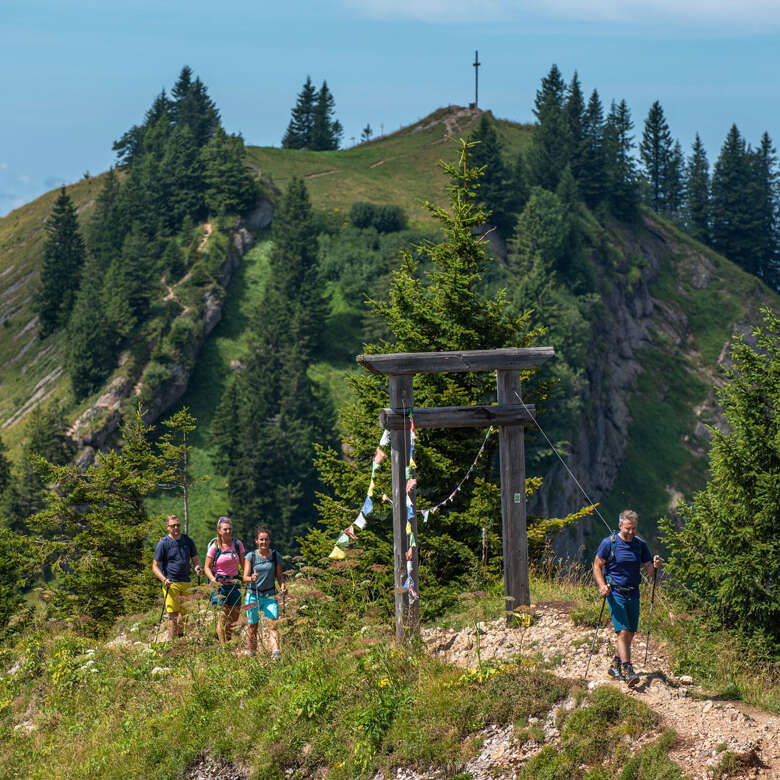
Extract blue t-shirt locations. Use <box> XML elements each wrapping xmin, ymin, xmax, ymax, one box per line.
<box><xmin>246</xmin><ymin>549</ymin><xmax>281</xmax><ymax>595</ymax></box>
<box><xmin>596</xmin><ymin>534</ymin><xmax>651</xmax><ymax>592</ymax></box>
<box><xmin>155</xmin><ymin>535</ymin><xmax>198</xmax><ymax>582</ymax></box>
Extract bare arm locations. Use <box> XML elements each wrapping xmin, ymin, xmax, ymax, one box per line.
<box><xmin>152</xmin><ymin>560</ymin><xmax>169</xmax><ymax>587</ymax></box>
<box><xmin>593</xmin><ymin>555</ymin><xmax>611</xmax><ymax>596</ymax></box>
<box><xmin>204</xmin><ymin>554</ymin><xmax>216</xmax><ymax>583</ymax></box>
<box><xmin>243</xmin><ymin>556</ymin><xmax>258</xmax><ymax>583</ymax></box>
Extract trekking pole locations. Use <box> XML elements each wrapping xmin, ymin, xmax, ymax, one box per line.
<box><xmin>154</xmin><ymin>583</ymin><xmax>170</xmax><ymax>645</ymax></box>
<box><xmin>584</xmin><ymin>594</ymin><xmax>607</xmax><ymax>681</ymax></box>
<box><xmin>644</xmin><ymin>567</ymin><xmax>658</xmax><ymax>666</ymax></box>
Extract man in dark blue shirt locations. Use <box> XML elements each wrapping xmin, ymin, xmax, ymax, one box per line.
<box><xmin>593</xmin><ymin>509</ymin><xmax>663</xmax><ymax>685</ymax></box>
<box><xmin>152</xmin><ymin>514</ymin><xmax>203</xmax><ymax>641</ymax></box>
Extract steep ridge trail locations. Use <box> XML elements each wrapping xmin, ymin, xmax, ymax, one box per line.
<box><xmin>422</xmin><ymin>604</ymin><xmax>780</xmax><ymax>780</ymax></box>
<box><xmin>197</xmin><ymin>220</ymin><xmax>213</xmax><ymax>251</ymax></box>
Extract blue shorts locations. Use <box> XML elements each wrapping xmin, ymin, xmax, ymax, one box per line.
<box><xmin>211</xmin><ymin>581</ymin><xmax>242</xmax><ymax>608</ymax></box>
<box><xmin>245</xmin><ymin>591</ymin><xmax>278</xmax><ymax>624</ymax></box>
<box><xmin>607</xmin><ymin>592</ymin><xmax>640</xmax><ymax>633</ymax></box>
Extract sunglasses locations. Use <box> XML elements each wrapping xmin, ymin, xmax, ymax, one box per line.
<box><xmin>168</xmin><ymin>523</ymin><xmax>181</xmax><ymax>528</ymax></box>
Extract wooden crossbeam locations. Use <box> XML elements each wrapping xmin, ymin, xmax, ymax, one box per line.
<box><xmin>379</xmin><ymin>404</ymin><xmax>535</xmax><ymax>430</ymax></box>
<box><xmin>357</xmin><ymin>347</ymin><xmax>554</xmax><ymax>376</ymax></box>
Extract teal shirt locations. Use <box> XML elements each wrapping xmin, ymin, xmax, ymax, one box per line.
<box><xmin>247</xmin><ymin>549</ymin><xmax>281</xmax><ymax>594</ymax></box>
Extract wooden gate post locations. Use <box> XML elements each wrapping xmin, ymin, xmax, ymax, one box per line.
<box><xmin>496</xmin><ymin>369</ymin><xmax>530</xmax><ymax>618</ymax></box>
<box><xmin>389</xmin><ymin>375</ymin><xmax>415</xmax><ymax>643</ymax></box>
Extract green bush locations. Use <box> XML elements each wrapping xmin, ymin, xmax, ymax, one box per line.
<box><xmin>168</xmin><ymin>317</ymin><xmax>197</xmax><ymax>352</ymax></box>
<box><xmin>349</xmin><ymin>202</ymin><xmax>407</xmax><ymax>232</ymax></box>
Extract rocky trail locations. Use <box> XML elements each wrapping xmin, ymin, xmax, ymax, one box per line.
<box><xmin>418</xmin><ymin>603</ymin><xmax>780</xmax><ymax>780</ymax></box>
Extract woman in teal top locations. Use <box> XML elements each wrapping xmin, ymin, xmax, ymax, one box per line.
<box><xmin>242</xmin><ymin>526</ymin><xmax>286</xmax><ymax>659</ymax></box>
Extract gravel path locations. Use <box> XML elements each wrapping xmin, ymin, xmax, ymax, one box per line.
<box><xmin>421</xmin><ymin>604</ymin><xmax>780</xmax><ymax>779</ymax></box>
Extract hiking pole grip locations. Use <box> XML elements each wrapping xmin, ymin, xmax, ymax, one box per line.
<box><xmin>585</xmin><ymin>594</ymin><xmax>607</xmax><ymax>681</ymax></box>
<box><xmin>644</xmin><ymin>567</ymin><xmax>658</xmax><ymax>666</ymax></box>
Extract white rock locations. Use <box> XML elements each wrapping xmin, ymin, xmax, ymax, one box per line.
<box><xmin>679</xmin><ymin>675</ymin><xmax>694</xmax><ymax>684</ymax></box>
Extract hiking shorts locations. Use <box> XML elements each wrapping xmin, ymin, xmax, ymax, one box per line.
<box><xmin>607</xmin><ymin>591</ymin><xmax>640</xmax><ymax>633</ymax></box>
<box><xmin>212</xmin><ymin>581</ymin><xmax>242</xmax><ymax>608</ymax></box>
<box><xmin>164</xmin><ymin>581</ymin><xmax>191</xmax><ymax>614</ymax></box>
<box><xmin>245</xmin><ymin>591</ymin><xmax>278</xmax><ymax>624</ymax></box>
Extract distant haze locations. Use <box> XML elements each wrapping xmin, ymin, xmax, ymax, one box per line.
<box><xmin>1</xmin><ymin>0</ymin><xmax>777</xmax><ymax>217</ymax></box>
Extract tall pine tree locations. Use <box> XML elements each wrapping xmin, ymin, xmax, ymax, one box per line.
<box><xmin>311</xmin><ymin>81</ymin><xmax>343</xmax><ymax>151</ymax></box>
<box><xmin>468</xmin><ymin>114</ymin><xmax>516</xmax><ymax>236</ymax></box>
<box><xmin>527</xmin><ymin>64</ymin><xmax>571</xmax><ymax>192</ymax></box>
<box><xmin>604</xmin><ymin>100</ymin><xmax>640</xmax><ymax>221</ymax></box>
<box><xmin>639</xmin><ymin>100</ymin><xmax>672</xmax><ymax>213</ymax></box>
<box><xmin>282</xmin><ymin>76</ymin><xmax>317</xmax><ymax>149</ymax></box>
<box><xmin>35</xmin><ymin>187</ymin><xmax>86</xmax><ymax>338</ymax></box>
<box><xmin>579</xmin><ymin>89</ymin><xmax>607</xmax><ymax>209</ymax></box>
<box><xmin>684</xmin><ymin>133</ymin><xmax>711</xmax><ymax>244</ymax></box>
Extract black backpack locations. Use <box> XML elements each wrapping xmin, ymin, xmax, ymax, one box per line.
<box><xmin>208</xmin><ymin>537</ymin><xmax>242</xmax><ymax>565</ymax></box>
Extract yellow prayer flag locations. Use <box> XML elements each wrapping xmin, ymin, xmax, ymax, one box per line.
<box><xmin>328</xmin><ymin>545</ymin><xmax>347</xmax><ymax>560</ymax></box>
<box><xmin>367</xmin><ymin>479</ymin><xmax>375</xmax><ymax>498</ymax></box>
<box><xmin>406</xmin><ymin>521</ymin><xmax>412</xmax><ymax>535</ymax></box>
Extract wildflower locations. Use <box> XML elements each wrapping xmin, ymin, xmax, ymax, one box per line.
<box><xmin>378</xmin><ymin>677</ymin><xmax>390</xmax><ymax>688</ymax></box>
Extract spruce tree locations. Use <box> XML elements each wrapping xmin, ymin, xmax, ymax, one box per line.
<box><xmin>468</xmin><ymin>114</ymin><xmax>516</xmax><ymax>236</ymax></box>
<box><xmin>35</xmin><ymin>187</ymin><xmax>86</xmax><ymax>338</ymax></box>
<box><xmin>711</xmin><ymin>125</ymin><xmax>759</xmax><ymax>274</ymax></box>
<box><xmin>87</xmin><ymin>169</ymin><xmax>124</xmax><ymax>270</ymax></box>
<box><xmin>754</xmin><ymin>132</ymin><xmax>779</xmax><ymax>288</ymax></box>
<box><xmin>579</xmin><ymin>89</ymin><xmax>607</xmax><ymax>208</ymax></box>
<box><xmin>684</xmin><ymin>133</ymin><xmax>711</xmax><ymax>244</ymax></box>
<box><xmin>311</xmin><ymin>81</ymin><xmax>343</xmax><ymax>151</ymax></box>
<box><xmin>664</xmin><ymin>139</ymin><xmax>686</xmax><ymax>219</ymax></box>
<box><xmin>213</xmin><ymin>177</ymin><xmax>329</xmax><ymax>545</ymax></box>
<box><xmin>564</xmin><ymin>72</ymin><xmax>586</xmax><ymax>181</ymax></box>
<box><xmin>174</xmin><ymin>73</ymin><xmax>221</xmax><ymax>148</ymax></box>
<box><xmin>159</xmin><ymin>124</ymin><xmax>206</xmax><ymax>229</ymax></box>
<box><xmin>604</xmin><ymin>99</ymin><xmax>640</xmax><ymax>221</ymax></box>
<box><xmin>201</xmin><ymin>128</ymin><xmax>259</xmax><ymax>216</ymax></box>
<box><xmin>527</xmin><ymin>64</ymin><xmax>571</xmax><ymax>191</ymax></box>
<box><xmin>301</xmin><ymin>140</ymin><xmax>584</xmax><ymax>617</ymax></box>
<box><xmin>639</xmin><ymin>100</ymin><xmax>673</xmax><ymax>213</ymax></box>
<box><xmin>0</xmin><ymin>436</ymin><xmax>10</xmax><ymax>499</ymax></box>
<box><xmin>65</xmin><ymin>259</ymin><xmax>117</xmax><ymax>400</ymax></box>
<box><xmin>660</xmin><ymin>307</ymin><xmax>779</xmax><ymax>645</ymax></box>
<box><xmin>30</xmin><ymin>410</ymin><xmax>167</xmax><ymax>634</ymax></box>
<box><xmin>103</xmin><ymin>222</ymin><xmax>155</xmax><ymax>339</ymax></box>
<box><xmin>282</xmin><ymin>76</ymin><xmax>317</xmax><ymax>149</ymax></box>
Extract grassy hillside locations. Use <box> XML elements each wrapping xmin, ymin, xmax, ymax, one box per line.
<box><xmin>0</xmin><ymin>175</ymin><xmax>101</xmax><ymax>453</ymax></box>
<box><xmin>246</xmin><ymin>107</ymin><xmax>530</xmax><ymax>223</ymax></box>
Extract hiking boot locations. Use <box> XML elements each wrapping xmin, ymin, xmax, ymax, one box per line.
<box><xmin>608</xmin><ymin>660</ymin><xmax>624</xmax><ymax>680</ymax></box>
<box><xmin>622</xmin><ymin>662</ymin><xmax>640</xmax><ymax>687</ymax></box>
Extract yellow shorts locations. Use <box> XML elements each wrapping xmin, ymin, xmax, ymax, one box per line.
<box><xmin>163</xmin><ymin>581</ymin><xmax>191</xmax><ymax>614</ymax></box>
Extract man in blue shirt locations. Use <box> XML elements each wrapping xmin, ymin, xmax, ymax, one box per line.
<box><xmin>152</xmin><ymin>514</ymin><xmax>203</xmax><ymax>641</ymax></box>
<box><xmin>593</xmin><ymin>509</ymin><xmax>663</xmax><ymax>686</ymax></box>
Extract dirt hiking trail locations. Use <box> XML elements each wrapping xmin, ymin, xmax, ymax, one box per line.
<box><xmin>421</xmin><ymin>603</ymin><xmax>780</xmax><ymax>780</ymax></box>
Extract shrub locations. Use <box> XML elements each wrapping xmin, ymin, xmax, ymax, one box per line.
<box><xmin>349</xmin><ymin>202</ymin><xmax>407</xmax><ymax>233</ymax></box>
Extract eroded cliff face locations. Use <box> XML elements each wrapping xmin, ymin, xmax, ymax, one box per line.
<box><xmin>68</xmin><ymin>221</ymin><xmax>260</xmax><ymax>468</ymax></box>
<box><xmin>530</xmin><ymin>216</ymin><xmax>770</xmax><ymax>557</ymax></box>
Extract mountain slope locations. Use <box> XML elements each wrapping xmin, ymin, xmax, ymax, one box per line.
<box><xmin>0</xmin><ymin>105</ymin><xmax>776</xmax><ymax>557</ymax></box>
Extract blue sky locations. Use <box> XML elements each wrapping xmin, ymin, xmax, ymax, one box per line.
<box><xmin>1</xmin><ymin>0</ymin><xmax>778</xmax><ymax>217</ymax></box>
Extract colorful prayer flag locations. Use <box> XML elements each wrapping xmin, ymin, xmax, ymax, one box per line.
<box><xmin>408</xmin><ymin>532</ymin><xmax>416</xmax><ymax>547</ymax></box>
<box><xmin>367</xmin><ymin>479</ymin><xmax>375</xmax><ymax>498</ymax></box>
<box><xmin>354</xmin><ymin>512</ymin><xmax>367</xmax><ymax>530</ymax></box>
<box><xmin>407</xmin><ymin>504</ymin><xmax>414</xmax><ymax>519</ymax></box>
<box><xmin>422</xmin><ymin>509</ymin><xmax>429</xmax><ymax>524</ymax></box>
<box><xmin>406</xmin><ymin>521</ymin><xmax>412</xmax><ymax>535</ymax></box>
<box><xmin>409</xmin><ymin>457</ymin><xmax>417</xmax><ymax>469</ymax></box>
<box><xmin>406</xmin><ymin>547</ymin><xmax>413</xmax><ymax>561</ymax></box>
<box><xmin>345</xmin><ymin>525</ymin><xmax>358</xmax><ymax>540</ymax></box>
<box><xmin>373</xmin><ymin>447</ymin><xmax>386</xmax><ymax>465</ymax></box>
<box><xmin>380</xmin><ymin>429</ymin><xmax>390</xmax><ymax>447</ymax></box>
<box><xmin>406</xmin><ymin>478</ymin><xmax>417</xmax><ymax>493</ymax></box>
<box><xmin>405</xmin><ymin>466</ymin><xmax>412</xmax><ymax>479</ymax></box>
<box><xmin>406</xmin><ymin>559</ymin><xmax>413</xmax><ymax>573</ymax></box>
<box><xmin>381</xmin><ymin>493</ymin><xmax>392</xmax><ymax>505</ymax></box>
<box><xmin>336</xmin><ymin>533</ymin><xmax>350</xmax><ymax>547</ymax></box>
<box><xmin>361</xmin><ymin>497</ymin><xmax>373</xmax><ymax>516</ymax></box>
<box><xmin>329</xmin><ymin>545</ymin><xmax>346</xmax><ymax>560</ymax></box>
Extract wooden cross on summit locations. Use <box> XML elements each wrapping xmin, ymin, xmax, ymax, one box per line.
<box><xmin>357</xmin><ymin>346</ymin><xmax>554</xmax><ymax>643</ymax></box>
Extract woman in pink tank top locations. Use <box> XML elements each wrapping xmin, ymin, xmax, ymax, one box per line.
<box><xmin>204</xmin><ymin>516</ymin><xmax>245</xmax><ymax>647</ymax></box>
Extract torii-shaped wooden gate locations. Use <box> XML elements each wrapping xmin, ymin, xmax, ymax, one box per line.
<box><xmin>357</xmin><ymin>347</ymin><xmax>554</xmax><ymax>642</ymax></box>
